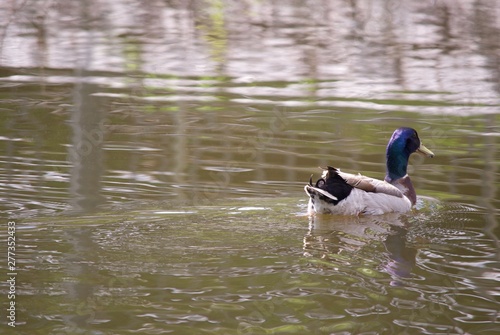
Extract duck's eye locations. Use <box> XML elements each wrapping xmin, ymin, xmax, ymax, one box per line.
<box><xmin>408</xmin><ymin>133</ymin><xmax>418</xmax><ymax>143</ymax></box>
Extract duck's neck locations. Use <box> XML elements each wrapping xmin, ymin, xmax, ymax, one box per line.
<box><xmin>385</xmin><ymin>145</ymin><xmax>410</xmax><ymax>183</ymax></box>
<box><xmin>385</xmin><ymin>148</ymin><xmax>417</xmax><ymax>205</ymax></box>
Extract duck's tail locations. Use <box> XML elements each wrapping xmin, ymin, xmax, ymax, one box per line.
<box><xmin>304</xmin><ymin>167</ymin><xmax>353</xmax><ymax>205</ymax></box>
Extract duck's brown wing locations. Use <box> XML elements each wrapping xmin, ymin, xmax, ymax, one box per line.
<box><xmin>325</xmin><ymin>166</ymin><xmax>404</xmax><ymax>198</ymax></box>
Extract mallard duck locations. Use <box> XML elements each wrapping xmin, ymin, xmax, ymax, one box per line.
<box><xmin>304</xmin><ymin>127</ymin><xmax>434</xmax><ymax>215</ymax></box>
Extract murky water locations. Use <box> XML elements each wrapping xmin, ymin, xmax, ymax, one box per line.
<box><xmin>1</xmin><ymin>1</ymin><xmax>499</xmax><ymax>334</ymax></box>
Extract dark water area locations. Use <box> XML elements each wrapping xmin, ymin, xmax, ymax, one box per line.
<box><xmin>0</xmin><ymin>1</ymin><xmax>499</xmax><ymax>334</ymax></box>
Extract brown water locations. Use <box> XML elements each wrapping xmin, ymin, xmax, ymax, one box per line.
<box><xmin>1</xmin><ymin>1</ymin><xmax>499</xmax><ymax>334</ymax></box>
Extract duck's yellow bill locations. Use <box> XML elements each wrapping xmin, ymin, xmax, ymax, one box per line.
<box><xmin>417</xmin><ymin>143</ymin><xmax>434</xmax><ymax>158</ymax></box>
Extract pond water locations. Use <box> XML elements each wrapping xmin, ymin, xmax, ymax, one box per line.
<box><xmin>1</xmin><ymin>0</ymin><xmax>499</xmax><ymax>334</ymax></box>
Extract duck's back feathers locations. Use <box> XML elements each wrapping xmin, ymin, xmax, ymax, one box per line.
<box><xmin>336</xmin><ymin>168</ymin><xmax>404</xmax><ymax>198</ymax></box>
<box><xmin>304</xmin><ymin>166</ymin><xmax>412</xmax><ymax>215</ymax></box>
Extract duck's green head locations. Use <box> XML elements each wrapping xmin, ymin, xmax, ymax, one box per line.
<box><xmin>385</xmin><ymin>127</ymin><xmax>434</xmax><ymax>181</ymax></box>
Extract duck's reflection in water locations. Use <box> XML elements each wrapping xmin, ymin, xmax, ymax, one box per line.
<box><xmin>383</xmin><ymin>225</ymin><xmax>418</xmax><ymax>284</ymax></box>
<box><xmin>303</xmin><ymin>214</ymin><xmax>418</xmax><ymax>285</ymax></box>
